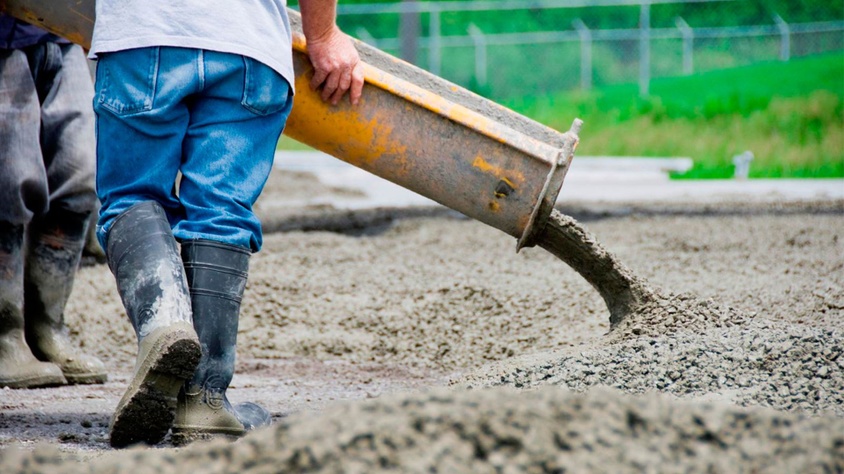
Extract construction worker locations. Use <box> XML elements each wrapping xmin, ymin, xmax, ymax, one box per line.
<box><xmin>0</xmin><ymin>15</ymin><xmax>107</xmax><ymax>389</ymax></box>
<box><xmin>89</xmin><ymin>0</ymin><xmax>363</xmax><ymax>447</ymax></box>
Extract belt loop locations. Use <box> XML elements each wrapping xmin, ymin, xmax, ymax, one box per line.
<box><xmin>197</xmin><ymin>49</ymin><xmax>205</xmax><ymax>91</ymax></box>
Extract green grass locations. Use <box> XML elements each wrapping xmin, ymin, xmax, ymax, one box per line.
<box><xmin>504</xmin><ymin>53</ymin><xmax>844</xmax><ymax>179</ymax></box>
<box><xmin>279</xmin><ymin>53</ymin><xmax>843</xmax><ymax>178</ymax></box>
<box><xmin>277</xmin><ymin>135</ymin><xmax>316</xmax><ymax>151</ymax></box>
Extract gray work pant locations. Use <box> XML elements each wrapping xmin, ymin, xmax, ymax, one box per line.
<box><xmin>0</xmin><ymin>43</ymin><xmax>96</xmax><ymax>226</ymax></box>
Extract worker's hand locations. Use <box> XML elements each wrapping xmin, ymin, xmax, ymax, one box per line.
<box><xmin>307</xmin><ymin>26</ymin><xmax>364</xmax><ymax>106</ymax></box>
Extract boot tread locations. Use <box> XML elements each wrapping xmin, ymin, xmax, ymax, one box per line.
<box><xmin>109</xmin><ymin>327</ymin><xmax>200</xmax><ymax>448</ymax></box>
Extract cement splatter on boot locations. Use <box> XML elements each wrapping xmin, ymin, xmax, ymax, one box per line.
<box><xmin>105</xmin><ymin>202</ymin><xmax>200</xmax><ymax>448</ymax></box>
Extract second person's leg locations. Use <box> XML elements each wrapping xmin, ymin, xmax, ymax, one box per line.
<box><xmin>25</xmin><ymin>43</ymin><xmax>106</xmax><ymax>385</ymax></box>
<box><xmin>0</xmin><ymin>47</ymin><xmax>66</xmax><ymax>389</ymax></box>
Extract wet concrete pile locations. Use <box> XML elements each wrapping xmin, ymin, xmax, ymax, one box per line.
<box><xmin>461</xmin><ymin>209</ymin><xmax>841</xmax><ymax>418</ymax></box>
<box><xmin>1</xmin><ymin>193</ymin><xmax>841</xmax><ymax>472</ymax></box>
<box><xmin>4</xmin><ymin>386</ymin><xmax>842</xmax><ymax>473</ymax></box>
<box><xmin>460</xmin><ymin>319</ymin><xmax>843</xmax><ymax>416</ymax></box>
<box><xmin>606</xmin><ymin>290</ymin><xmax>751</xmax><ymax>342</ymax></box>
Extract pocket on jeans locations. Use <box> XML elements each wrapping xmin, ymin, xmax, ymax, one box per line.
<box><xmin>241</xmin><ymin>57</ymin><xmax>290</xmax><ymax>116</ymax></box>
<box><xmin>96</xmin><ymin>48</ymin><xmax>158</xmax><ymax>115</ymax></box>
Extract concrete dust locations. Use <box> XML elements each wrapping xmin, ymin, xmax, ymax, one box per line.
<box><xmin>1</xmin><ymin>166</ymin><xmax>842</xmax><ymax>471</ymax></box>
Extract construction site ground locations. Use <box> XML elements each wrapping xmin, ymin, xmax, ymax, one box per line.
<box><xmin>1</xmin><ymin>160</ymin><xmax>842</xmax><ymax>472</ymax></box>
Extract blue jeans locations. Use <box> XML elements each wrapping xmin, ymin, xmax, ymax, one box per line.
<box><xmin>94</xmin><ymin>47</ymin><xmax>292</xmax><ymax>252</ymax></box>
<box><xmin>0</xmin><ymin>43</ymin><xmax>97</xmax><ymax>225</ymax></box>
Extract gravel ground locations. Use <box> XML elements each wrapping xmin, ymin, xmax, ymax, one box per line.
<box><xmin>1</xmin><ymin>167</ymin><xmax>841</xmax><ymax>472</ymax></box>
<box><xmin>461</xmin><ymin>319</ymin><xmax>843</xmax><ymax>416</ymax></box>
<box><xmin>4</xmin><ymin>386</ymin><xmax>842</xmax><ymax>474</ymax></box>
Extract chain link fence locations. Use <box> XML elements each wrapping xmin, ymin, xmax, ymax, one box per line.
<box><xmin>313</xmin><ymin>0</ymin><xmax>844</xmax><ymax>100</ymax></box>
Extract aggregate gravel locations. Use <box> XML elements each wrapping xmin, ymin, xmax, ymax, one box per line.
<box><xmin>461</xmin><ymin>319</ymin><xmax>844</xmax><ymax>416</ymax></box>
<box><xmin>0</xmin><ymin>188</ymin><xmax>841</xmax><ymax>472</ymax></box>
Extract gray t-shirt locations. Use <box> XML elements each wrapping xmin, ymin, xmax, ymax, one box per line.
<box><xmin>89</xmin><ymin>0</ymin><xmax>295</xmax><ymax>90</ymax></box>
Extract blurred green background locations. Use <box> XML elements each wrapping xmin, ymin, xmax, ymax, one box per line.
<box><xmin>284</xmin><ymin>0</ymin><xmax>844</xmax><ymax>179</ymax></box>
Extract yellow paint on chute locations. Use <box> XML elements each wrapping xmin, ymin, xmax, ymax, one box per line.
<box><xmin>471</xmin><ymin>156</ymin><xmax>521</xmax><ymax>190</ymax></box>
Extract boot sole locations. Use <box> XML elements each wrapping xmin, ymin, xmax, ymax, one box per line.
<box><xmin>171</xmin><ymin>428</ymin><xmax>243</xmax><ymax>447</ymax></box>
<box><xmin>64</xmin><ymin>372</ymin><xmax>108</xmax><ymax>385</ymax></box>
<box><xmin>109</xmin><ymin>325</ymin><xmax>200</xmax><ymax>448</ymax></box>
<box><xmin>0</xmin><ymin>372</ymin><xmax>67</xmax><ymax>389</ymax></box>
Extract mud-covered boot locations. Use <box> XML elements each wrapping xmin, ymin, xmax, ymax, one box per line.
<box><xmin>24</xmin><ymin>209</ymin><xmax>107</xmax><ymax>384</ymax></box>
<box><xmin>106</xmin><ymin>202</ymin><xmax>201</xmax><ymax>448</ymax></box>
<box><xmin>171</xmin><ymin>240</ymin><xmax>271</xmax><ymax>446</ymax></box>
<box><xmin>0</xmin><ymin>223</ymin><xmax>67</xmax><ymax>389</ymax></box>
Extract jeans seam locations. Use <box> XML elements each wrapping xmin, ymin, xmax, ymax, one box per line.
<box><xmin>40</xmin><ymin>44</ymin><xmax>61</xmax><ymax>106</ymax></box>
<box><xmin>240</xmin><ymin>56</ymin><xmax>257</xmax><ymax>114</ymax></box>
<box><xmin>45</xmin><ymin>43</ymin><xmax>61</xmax><ymax>78</ymax></box>
<box><xmin>150</xmin><ymin>47</ymin><xmax>160</xmax><ymax>110</ymax></box>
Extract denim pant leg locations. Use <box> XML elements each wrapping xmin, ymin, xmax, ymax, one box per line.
<box><xmin>0</xmin><ymin>48</ymin><xmax>48</xmax><ymax>225</ymax></box>
<box><xmin>93</xmin><ymin>47</ymin><xmax>191</xmax><ymax>248</ymax></box>
<box><xmin>175</xmin><ymin>51</ymin><xmax>292</xmax><ymax>252</ymax></box>
<box><xmin>40</xmin><ymin>44</ymin><xmax>97</xmax><ymax>217</ymax></box>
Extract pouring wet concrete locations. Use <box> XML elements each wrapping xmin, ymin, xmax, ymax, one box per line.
<box><xmin>538</xmin><ymin>210</ymin><xmax>656</xmax><ymax>327</ymax></box>
<box><xmin>1</xmin><ymin>167</ymin><xmax>841</xmax><ymax>472</ymax></box>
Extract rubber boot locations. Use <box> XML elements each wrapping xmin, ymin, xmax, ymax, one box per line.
<box><xmin>82</xmin><ymin>207</ymin><xmax>106</xmax><ymax>263</ymax></box>
<box><xmin>24</xmin><ymin>209</ymin><xmax>107</xmax><ymax>384</ymax></box>
<box><xmin>105</xmin><ymin>202</ymin><xmax>201</xmax><ymax>448</ymax></box>
<box><xmin>171</xmin><ymin>240</ymin><xmax>271</xmax><ymax>446</ymax></box>
<box><xmin>0</xmin><ymin>223</ymin><xmax>67</xmax><ymax>389</ymax></box>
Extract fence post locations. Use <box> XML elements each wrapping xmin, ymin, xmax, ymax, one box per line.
<box><xmin>355</xmin><ymin>27</ymin><xmax>377</xmax><ymax>47</ymax></box>
<box><xmin>428</xmin><ymin>6</ymin><xmax>441</xmax><ymax>75</ymax></box>
<box><xmin>572</xmin><ymin>19</ymin><xmax>592</xmax><ymax>90</ymax></box>
<box><xmin>639</xmin><ymin>1</ymin><xmax>651</xmax><ymax>97</ymax></box>
<box><xmin>773</xmin><ymin>14</ymin><xmax>791</xmax><ymax>61</ymax></box>
<box><xmin>400</xmin><ymin>0</ymin><xmax>420</xmax><ymax>64</ymax></box>
<box><xmin>675</xmin><ymin>16</ymin><xmax>694</xmax><ymax>75</ymax></box>
<box><xmin>468</xmin><ymin>23</ymin><xmax>488</xmax><ymax>87</ymax></box>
